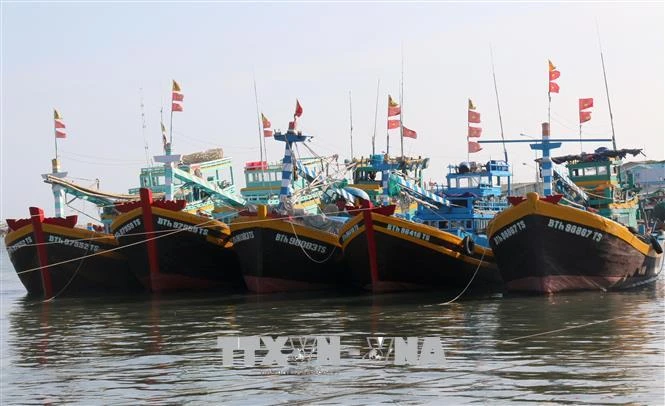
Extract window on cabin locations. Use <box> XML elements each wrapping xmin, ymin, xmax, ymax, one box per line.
<box><xmin>597</xmin><ymin>166</ymin><xmax>608</xmax><ymax>175</ymax></box>
<box><xmin>439</xmin><ymin>221</ymin><xmax>448</xmax><ymax>230</ymax></box>
<box><xmin>571</xmin><ymin>169</ymin><xmax>579</xmax><ymax>177</ymax></box>
<box><xmin>465</xmin><ymin>220</ymin><xmax>472</xmax><ymax>229</ymax></box>
<box><xmin>583</xmin><ymin>167</ymin><xmax>597</xmax><ymax>176</ymax></box>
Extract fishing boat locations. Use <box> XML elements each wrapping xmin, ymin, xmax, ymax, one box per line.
<box><xmin>230</xmin><ymin>104</ymin><xmax>352</xmax><ymax>293</ymax></box>
<box><xmin>5</xmin><ymin>208</ymin><xmax>141</xmax><ymax>298</ymax></box>
<box><xmin>346</xmin><ymin>154</ymin><xmax>427</xmax><ymax>216</ymax></box>
<box><xmin>485</xmin><ymin>123</ymin><xmax>664</xmax><ymax>293</ymax></box>
<box><xmin>110</xmin><ymin>148</ymin><xmax>246</xmax><ymax>292</ymax></box>
<box><xmin>5</xmin><ymin>155</ymin><xmax>145</xmax><ymax>299</ymax></box>
<box><xmin>339</xmin><ymin>161</ymin><xmax>505</xmax><ymax>293</ymax></box>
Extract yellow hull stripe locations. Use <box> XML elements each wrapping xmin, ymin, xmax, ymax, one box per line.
<box><xmin>339</xmin><ymin>212</ymin><xmax>493</xmax><ymax>266</ymax></box>
<box><xmin>487</xmin><ymin>194</ymin><xmax>650</xmax><ymax>255</ymax></box>
<box><xmin>231</xmin><ymin>217</ymin><xmax>341</xmax><ymax>247</ymax></box>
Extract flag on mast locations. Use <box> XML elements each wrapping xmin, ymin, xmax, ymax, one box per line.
<box><xmin>467</xmin><ymin>99</ymin><xmax>482</xmax><ymax>152</ymax></box>
<box><xmin>261</xmin><ymin>113</ymin><xmax>273</xmax><ymax>137</ymax></box>
<box><xmin>172</xmin><ymin>80</ymin><xmax>184</xmax><ymax>112</ymax></box>
<box><xmin>468</xmin><ymin>99</ymin><xmax>476</xmax><ymax>110</ymax></box>
<box><xmin>402</xmin><ymin>126</ymin><xmax>417</xmax><ymax>139</ymax></box>
<box><xmin>388</xmin><ymin>95</ymin><xmax>401</xmax><ymax>117</ymax></box>
<box><xmin>294</xmin><ymin>99</ymin><xmax>303</xmax><ymax>118</ymax></box>
<box><xmin>548</xmin><ymin>60</ymin><xmax>560</xmax><ymax>94</ymax></box>
<box><xmin>54</xmin><ymin>109</ymin><xmax>67</xmax><ymax>138</ymax></box>
<box><xmin>468</xmin><ymin>141</ymin><xmax>482</xmax><ymax>153</ymax></box>
<box><xmin>579</xmin><ymin>98</ymin><xmax>594</xmax><ymax>110</ymax></box>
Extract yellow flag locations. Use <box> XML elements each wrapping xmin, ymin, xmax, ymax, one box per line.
<box><xmin>54</xmin><ymin>109</ymin><xmax>62</xmax><ymax>119</ymax></box>
<box><xmin>172</xmin><ymin>80</ymin><xmax>181</xmax><ymax>92</ymax></box>
<box><xmin>388</xmin><ymin>95</ymin><xmax>399</xmax><ymax>107</ymax></box>
<box><xmin>468</xmin><ymin>99</ymin><xmax>476</xmax><ymax>110</ymax></box>
<box><xmin>548</xmin><ymin>60</ymin><xmax>556</xmax><ymax>72</ymax></box>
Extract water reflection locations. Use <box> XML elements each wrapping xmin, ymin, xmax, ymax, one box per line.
<box><xmin>4</xmin><ymin>283</ymin><xmax>664</xmax><ymax>404</ymax></box>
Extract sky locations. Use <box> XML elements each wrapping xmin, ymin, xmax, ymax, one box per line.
<box><xmin>1</xmin><ymin>2</ymin><xmax>663</xmax><ymax>220</ymax></box>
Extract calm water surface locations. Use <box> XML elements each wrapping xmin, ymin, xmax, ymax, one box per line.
<box><xmin>1</xmin><ymin>241</ymin><xmax>663</xmax><ymax>405</ymax></box>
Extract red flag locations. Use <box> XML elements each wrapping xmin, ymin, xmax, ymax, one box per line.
<box><xmin>172</xmin><ymin>80</ymin><xmax>184</xmax><ymax>101</ymax></box>
<box><xmin>579</xmin><ymin>111</ymin><xmax>592</xmax><ymax>123</ymax></box>
<box><xmin>468</xmin><ymin>110</ymin><xmax>481</xmax><ymax>123</ymax></box>
<box><xmin>388</xmin><ymin>95</ymin><xmax>401</xmax><ymax>117</ymax></box>
<box><xmin>549</xmin><ymin>70</ymin><xmax>560</xmax><ymax>81</ymax></box>
<box><xmin>468</xmin><ymin>141</ymin><xmax>482</xmax><ymax>153</ymax></box>
<box><xmin>548</xmin><ymin>82</ymin><xmax>560</xmax><ymax>94</ymax></box>
<box><xmin>402</xmin><ymin>126</ymin><xmax>417</xmax><ymax>139</ymax></box>
<box><xmin>172</xmin><ymin>102</ymin><xmax>183</xmax><ymax>112</ymax></box>
<box><xmin>263</xmin><ymin>129</ymin><xmax>273</xmax><ymax>137</ymax></box>
<box><xmin>579</xmin><ymin>98</ymin><xmax>594</xmax><ymax>110</ymax></box>
<box><xmin>468</xmin><ymin>126</ymin><xmax>482</xmax><ymax>138</ymax></box>
<box><xmin>388</xmin><ymin>105</ymin><xmax>401</xmax><ymax>117</ymax></box>
<box><xmin>54</xmin><ymin>109</ymin><xmax>67</xmax><ymax>139</ymax></box>
<box><xmin>387</xmin><ymin>119</ymin><xmax>400</xmax><ymax>129</ymax></box>
<box><xmin>294</xmin><ymin>99</ymin><xmax>303</xmax><ymax>118</ymax></box>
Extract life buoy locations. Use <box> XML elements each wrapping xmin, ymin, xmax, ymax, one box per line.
<box><xmin>650</xmin><ymin>235</ymin><xmax>663</xmax><ymax>254</ymax></box>
<box><xmin>462</xmin><ymin>236</ymin><xmax>475</xmax><ymax>256</ymax></box>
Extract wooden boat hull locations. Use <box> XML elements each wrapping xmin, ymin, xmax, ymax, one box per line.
<box><xmin>230</xmin><ymin>216</ymin><xmax>346</xmax><ymax>293</ymax></box>
<box><xmin>4</xmin><ymin>222</ymin><xmax>140</xmax><ymax>299</ymax></box>
<box><xmin>110</xmin><ymin>207</ymin><xmax>244</xmax><ymax>292</ymax></box>
<box><xmin>487</xmin><ymin>193</ymin><xmax>664</xmax><ymax>293</ymax></box>
<box><xmin>339</xmin><ymin>211</ymin><xmax>502</xmax><ymax>293</ymax></box>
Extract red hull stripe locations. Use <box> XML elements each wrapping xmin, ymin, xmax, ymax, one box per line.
<box><xmin>139</xmin><ymin>188</ymin><xmax>161</xmax><ymax>292</ymax></box>
<box><xmin>29</xmin><ymin>207</ymin><xmax>53</xmax><ymax>299</ymax></box>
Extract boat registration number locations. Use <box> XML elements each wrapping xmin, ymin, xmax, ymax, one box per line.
<box><xmin>275</xmin><ymin>233</ymin><xmax>328</xmax><ymax>254</ymax></box>
<box><xmin>492</xmin><ymin>220</ymin><xmax>527</xmax><ymax>246</ymax></box>
<box><xmin>7</xmin><ymin>236</ymin><xmax>33</xmax><ymax>254</ymax></box>
<box><xmin>547</xmin><ymin>219</ymin><xmax>603</xmax><ymax>242</ymax></box>
<box><xmin>386</xmin><ymin>224</ymin><xmax>431</xmax><ymax>242</ymax></box>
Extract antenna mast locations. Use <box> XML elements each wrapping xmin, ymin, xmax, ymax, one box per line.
<box><xmin>140</xmin><ymin>88</ymin><xmax>151</xmax><ymax>167</ymax></box>
<box><xmin>253</xmin><ymin>75</ymin><xmax>264</xmax><ymax>163</ymax></box>
<box><xmin>400</xmin><ymin>44</ymin><xmax>405</xmax><ymax>157</ymax></box>
<box><xmin>349</xmin><ymin>90</ymin><xmax>354</xmax><ymax>159</ymax></box>
<box><xmin>490</xmin><ymin>46</ymin><xmax>508</xmax><ymax>164</ymax></box>
<box><xmin>372</xmin><ymin>78</ymin><xmax>380</xmax><ymax>155</ymax></box>
<box><xmin>596</xmin><ymin>22</ymin><xmax>617</xmax><ymax>150</ymax></box>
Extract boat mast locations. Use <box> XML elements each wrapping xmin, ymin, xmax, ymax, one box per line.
<box><xmin>140</xmin><ymin>88</ymin><xmax>151</xmax><ymax>168</ymax></box>
<box><xmin>372</xmin><ymin>78</ymin><xmax>380</xmax><ymax>155</ymax></box>
<box><xmin>349</xmin><ymin>90</ymin><xmax>354</xmax><ymax>159</ymax></box>
<box><xmin>490</xmin><ymin>45</ymin><xmax>510</xmax><ymax>195</ymax></box>
<box><xmin>253</xmin><ymin>75</ymin><xmax>264</xmax><ymax>163</ymax></box>
<box><xmin>596</xmin><ymin>22</ymin><xmax>617</xmax><ymax>151</ymax></box>
<box><xmin>400</xmin><ymin>44</ymin><xmax>405</xmax><ymax>157</ymax></box>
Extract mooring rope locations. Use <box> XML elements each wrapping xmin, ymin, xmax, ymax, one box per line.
<box><xmin>287</xmin><ymin>220</ymin><xmax>339</xmax><ymax>264</ymax></box>
<box><xmin>439</xmin><ymin>248</ymin><xmax>487</xmax><ymax>305</ymax></box>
